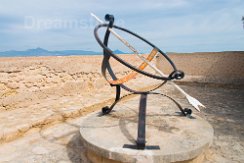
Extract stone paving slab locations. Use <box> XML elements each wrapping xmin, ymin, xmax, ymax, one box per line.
<box><xmin>0</xmin><ymin>91</ymin><xmax>114</xmax><ymax>143</ymax></box>
<box><xmin>0</xmin><ymin>84</ymin><xmax>195</xmax><ymax>163</ymax></box>
<box><xmin>0</xmin><ymin>74</ymin><xmax>159</xmax><ymax>144</ymax></box>
<box><xmin>80</xmin><ymin>94</ymin><xmax>213</xmax><ymax>163</ymax></box>
<box><xmin>0</xmin><ymin>84</ymin><xmax>243</xmax><ymax>163</ymax></box>
<box><xmin>0</xmin><ymin>118</ymin><xmax>88</xmax><ymax>163</ymax></box>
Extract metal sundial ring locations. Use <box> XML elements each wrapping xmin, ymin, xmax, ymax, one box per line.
<box><xmin>93</xmin><ymin>14</ymin><xmax>196</xmax><ymax>149</ymax></box>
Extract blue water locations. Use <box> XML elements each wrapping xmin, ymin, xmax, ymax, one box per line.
<box><xmin>0</xmin><ymin>48</ymin><xmax>102</xmax><ymax>57</ymax></box>
<box><xmin>0</xmin><ymin>48</ymin><xmax>128</xmax><ymax>57</ymax></box>
<box><xmin>0</xmin><ymin>53</ymin><xmax>102</xmax><ymax>57</ymax></box>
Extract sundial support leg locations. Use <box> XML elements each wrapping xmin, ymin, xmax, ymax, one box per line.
<box><xmin>110</xmin><ymin>85</ymin><xmax>121</xmax><ymax>109</ymax></box>
<box><xmin>136</xmin><ymin>93</ymin><xmax>147</xmax><ymax>149</ymax></box>
<box><xmin>115</xmin><ymin>85</ymin><xmax>121</xmax><ymax>101</ymax></box>
<box><xmin>123</xmin><ymin>93</ymin><xmax>160</xmax><ymax>150</ymax></box>
<box><xmin>102</xmin><ymin>85</ymin><xmax>121</xmax><ymax>114</ymax></box>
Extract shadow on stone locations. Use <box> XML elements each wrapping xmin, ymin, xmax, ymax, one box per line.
<box><xmin>66</xmin><ymin>131</ymin><xmax>89</xmax><ymax>163</ymax></box>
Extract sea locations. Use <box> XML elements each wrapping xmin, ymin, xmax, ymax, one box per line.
<box><xmin>0</xmin><ymin>48</ymin><xmax>126</xmax><ymax>57</ymax></box>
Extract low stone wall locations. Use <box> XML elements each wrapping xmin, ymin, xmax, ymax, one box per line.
<box><xmin>0</xmin><ymin>55</ymin><xmax>160</xmax><ymax>143</ymax></box>
<box><xmin>2</xmin><ymin>52</ymin><xmax>243</xmax><ymax>111</ymax></box>
<box><xmin>0</xmin><ymin>55</ymin><xmax>158</xmax><ymax>111</ymax></box>
<box><xmin>156</xmin><ymin>51</ymin><xmax>244</xmax><ymax>86</ymax></box>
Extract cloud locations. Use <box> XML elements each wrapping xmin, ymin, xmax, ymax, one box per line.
<box><xmin>0</xmin><ymin>0</ymin><xmax>243</xmax><ymax>52</ymax></box>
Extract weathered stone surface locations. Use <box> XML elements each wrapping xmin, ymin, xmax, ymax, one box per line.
<box><xmin>156</xmin><ymin>52</ymin><xmax>244</xmax><ymax>86</ymax></box>
<box><xmin>0</xmin><ymin>54</ymin><xmax>243</xmax><ymax>162</ymax></box>
<box><xmin>80</xmin><ymin>94</ymin><xmax>214</xmax><ymax>163</ymax></box>
<box><xmin>0</xmin><ymin>84</ymin><xmax>243</xmax><ymax>162</ymax></box>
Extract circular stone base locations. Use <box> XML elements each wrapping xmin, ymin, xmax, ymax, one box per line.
<box><xmin>80</xmin><ymin>95</ymin><xmax>213</xmax><ymax>163</ymax></box>
<box><xmin>86</xmin><ymin>149</ymin><xmax>205</xmax><ymax>163</ymax></box>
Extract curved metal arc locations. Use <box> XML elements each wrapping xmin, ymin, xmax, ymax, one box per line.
<box><xmin>108</xmin><ymin>48</ymin><xmax>158</xmax><ymax>85</ymax></box>
<box><xmin>91</xmin><ymin>13</ymin><xmax>175</xmax><ymax>73</ymax></box>
<box><xmin>94</xmin><ymin>24</ymin><xmax>175</xmax><ymax>81</ymax></box>
<box><xmin>113</xmin><ymin>25</ymin><xmax>177</xmax><ymax>71</ymax></box>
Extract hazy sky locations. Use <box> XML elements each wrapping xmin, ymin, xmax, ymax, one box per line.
<box><xmin>0</xmin><ymin>0</ymin><xmax>243</xmax><ymax>52</ymax></box>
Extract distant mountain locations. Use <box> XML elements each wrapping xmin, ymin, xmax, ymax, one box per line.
<box><xmin>0</xmin><ymin>48</ymin><xmax>126</xmax><ymax>57</ymax></box>
<box><xmin>113</xmin><ymin>49</ymin><xmax>126</xmax><ymax>54</ymax></box>
<box><xmin>0</xmin><ymin>48</ymin><xmax>101</xmax><ymax>57</ymax></box>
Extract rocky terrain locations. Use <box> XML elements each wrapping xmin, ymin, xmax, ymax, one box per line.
<box><xmin>0</xmin><ymin>52</ymin><xmax>243</xmax><ymax>162</ymax></box>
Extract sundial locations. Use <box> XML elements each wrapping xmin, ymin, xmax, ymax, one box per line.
<box><xmin>92</xmin><ymin>14</ymin><xmax>206</xmax><ymax>149</ymax></box>
<box><xmin>79</xmin><ymin>14</ymin><xmax>212</xmax><ymax>163</ymax></box>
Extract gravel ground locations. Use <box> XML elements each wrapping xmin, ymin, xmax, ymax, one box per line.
<box><xmin>180</xmin><ymin>84</ymin><xmax>244</xmax><ymax>163</ymax></box>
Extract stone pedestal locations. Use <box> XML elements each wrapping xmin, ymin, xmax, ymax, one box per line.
<box><xmin>80</xmin><ymin>95</ymin><xmax>213</xmax><ymax>163</ymax></box>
